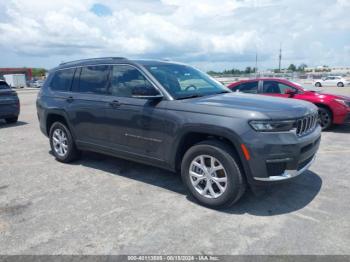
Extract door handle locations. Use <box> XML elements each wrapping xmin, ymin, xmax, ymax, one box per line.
<box><xmin>66</xmin><ymin>96</ymin><xmax>74</xmax><ymax>103</ymax></box>
<box><xmin>109</xmin><ymin>100</ymin><xmax>121</xmax><ymax>108</ymax></box>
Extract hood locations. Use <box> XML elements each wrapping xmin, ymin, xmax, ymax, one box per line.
<box><xmin>172</xmin><ymin>93</ymin><xmax>318</xmax><ymax>120</ymax></box>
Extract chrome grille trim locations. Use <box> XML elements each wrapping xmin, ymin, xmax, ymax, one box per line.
<box><xmin>295</xmin><ymin>113</ymin><xmax>318</xmax><ymax>137</ymax></box>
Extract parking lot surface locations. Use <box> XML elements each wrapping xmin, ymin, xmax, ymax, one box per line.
<box><xmin>0</xmin><ymin>88</ymin><xmax>350</xmax><ymax>255</ymax></box>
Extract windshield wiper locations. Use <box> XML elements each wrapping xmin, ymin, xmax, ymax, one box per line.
<box><xmin>177</xmin><ymin>94</ymin><xmax>203</xmax><ymax>100</ymax></box>
<box><xmin>215</xmin><ymin>90</ymin><xmax>231</xmax><ymax>94</ymax></box>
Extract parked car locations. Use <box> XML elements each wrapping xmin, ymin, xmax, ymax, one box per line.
<box><xmin>228</xmin><ymin>78</ymin><xmax>350</xmax><ymax>130</ymax></box>
<box><xmin>314</xmin><ymin>76</ymin><xmax>350</xmax><ymax>87</ymax></box>
<box><xmin>37</xmin><ymin>58</ymin><xmax>321</xmax><ymax>208</ymax></box>
<box><xmin>32</xmin><ymin>80</ymin><xmax>45</xmax><ymax>88</ymax></box>
<box><xmin>0</xmin><ymin>80</ymin><xmax>20</xmax><ymax>123</ymax></box>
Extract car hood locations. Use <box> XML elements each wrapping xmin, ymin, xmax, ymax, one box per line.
<box><xmin>170</xmin><ymin>93</ymin><xmax>318</xmax><ymax>120</ymax></box>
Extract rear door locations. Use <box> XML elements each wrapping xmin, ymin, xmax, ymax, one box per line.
<box><xmin>233</xmin><ymin>81</ymin><xmax>259</xmax><ymax>94</ymax></box>
<box><xmin>65</xmin><ymin>65</ymin><xmax>112</xmax><ymax>146</ymax></box>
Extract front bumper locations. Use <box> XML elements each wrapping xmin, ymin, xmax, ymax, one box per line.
<box><xmin>242</xmin><ymin>125</ymin><xmax>321</xmax><ymax>185</ymax></box>
<box><xmin>254</xmin><ymin>155</ymin><xmax>316</xmax><ymax>181</ymax></box>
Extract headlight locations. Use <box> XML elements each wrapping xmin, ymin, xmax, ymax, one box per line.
<box><xmin>249</xmin><ymin>120</ymin><xmax>296</xmax><ymax>132</ymax></box>
<box><xmin>334</xmin><ymin>99</ymin><xmax>350</xmax><ymax>107</ymax></box>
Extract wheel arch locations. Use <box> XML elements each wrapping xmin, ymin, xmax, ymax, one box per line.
<box><xmin>314</xmin><ymin>103</ymin><xmax>333</xmax><ymax>117</ymax></box>
<box><xmin>172</xmin><ymin>127</ymin><xmax>250</xmax><ymax>178</ymax></box>
<box><xmin>45</xmin><ymin>111</ymin><xmax>72</xmax><ymax>137</ymax></box>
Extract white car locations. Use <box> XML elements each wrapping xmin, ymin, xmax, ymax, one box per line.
<box><xmin>314</xmin><ymin>76</ymin><xmax>350</xmax><ymax>87</ymax></box>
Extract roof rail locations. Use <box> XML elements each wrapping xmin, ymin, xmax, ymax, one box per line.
<box><xmin>59</xmin><ymin>57</ymin><xmax>128</xmax><ymax>66</ymax></box>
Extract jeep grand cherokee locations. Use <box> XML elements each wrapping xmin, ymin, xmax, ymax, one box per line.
<box><xmin>36</xmin><ymin>57</ymin><xmax>321</xmax><ymax>208</ymax></box>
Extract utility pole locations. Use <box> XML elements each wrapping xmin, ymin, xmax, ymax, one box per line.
<box><xmin>255</xmin><ymin>51</ymin><xmax>258</xmax><ymax>77</ymax></box>
<box><xmin>278</xmin><ymin>43</ymin><xmax>282</xmax><ymax>73</ymax></box>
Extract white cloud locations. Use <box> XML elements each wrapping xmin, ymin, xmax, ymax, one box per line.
<box><xmin>0</xmin><ymin>0</ymin><xmax>349</xmax><ymax>70</ymax></box>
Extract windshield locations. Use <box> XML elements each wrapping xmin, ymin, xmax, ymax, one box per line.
<box><xmin>0</xmin><ymin>81</ymin><xmax>10</xmax><ymax>89</ymax></box>
<box><xmin>145</xmin><ymin>64</ymin><xmax>230</xmax><ymax>99</ymax></box>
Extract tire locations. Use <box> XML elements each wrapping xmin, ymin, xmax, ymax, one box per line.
<box><xmin>315</xmin><ymin>82</ymin><xmax>321</xmax><ymax>87</ymax></box>
<box><xmin>337</xmin><ymin>82</ymin><xmax>344</xmax><ymax>87</ymax></box>
<box><xmin>318</xmin><ymin>107</ymin><xmax>332</xmax><ymax>130</ymax></box>
<box><xmin>5</xmin><ymin>116</ymin><xmax>18</xmax><ymax>124</ymax></box>
<box><xmin>181</xmin><ymin>140</ymin><xmax>246</xmax><ymax>208</ymax></box>
<box><xmin>49</xmin><ymin>121</ymin><xmax>80</xmax><ymax>163</ymax></box>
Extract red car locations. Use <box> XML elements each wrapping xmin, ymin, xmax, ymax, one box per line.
<box><xmin>228</xmin><ymin>78</ymin><xmax>350</xmax><ymax>130</ymax></box>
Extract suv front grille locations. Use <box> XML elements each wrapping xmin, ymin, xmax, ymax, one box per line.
<box><xmin>295</xmin><ymin>113</ymin><xmax>318</xmax><ymax>137</ymax></box>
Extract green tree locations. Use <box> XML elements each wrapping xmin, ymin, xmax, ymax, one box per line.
<box><xmin>297</xmin><ymin>63</ymin><xmax>307</xmax><ymax>72</ymax></box>
<box><xmin>288</xmin><ymin>64</ymin><xmax>297</xmax><ymax>71</ymax></box>
<box><xmin>32</xmin><ymin>68</ymin><xmax>47</xmax><ymax>77</ymax></box>
<box><xmin>244</xmin><ymin>67</ymin><xmax>252</xmax><ymax>74</ymax></box>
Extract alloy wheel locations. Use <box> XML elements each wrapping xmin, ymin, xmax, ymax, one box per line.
<box><xmin>52</xmin><ymin>128</ymin><xmax>68</xmax><ymax>157</ymax></box>
<box><xmin>189</xmin><ymin>155</ymin><xmax>227</xmax><ymax>199</ymax></box>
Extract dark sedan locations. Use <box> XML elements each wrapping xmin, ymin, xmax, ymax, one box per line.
<box><xmin>0</xmin><ymin>80</ymin><xmax>20</xmax><ymax>124</ymax></box>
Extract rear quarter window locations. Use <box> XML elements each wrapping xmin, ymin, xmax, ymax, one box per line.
<box><xmin>50</xmin><ymin>68</ymin><xmax>76</xmax><ymax>92</ymax></box>
<box><xmin>235</xmin><ymin>81</ymin><xmax>259</xmax><ymax>94</ymax></box>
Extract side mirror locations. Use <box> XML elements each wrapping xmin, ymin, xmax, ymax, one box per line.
<box><xmin>285</xmin><ymin>89</ymin><xmax>297</xmax><ymax>97</ymax></box>
<box><xmin>131</xmin><ymin>86</ymin><xmax>163</xmax><ymax>99</ymax></box>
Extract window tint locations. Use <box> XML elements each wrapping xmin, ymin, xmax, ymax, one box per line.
<box><xmin>277</xmin><ymin>82</ymin><xmax>297</xmax><ymax>94</ymax></box>
<box><xmin>236</xmin><ymin>81</ymin><xmax>258</xmax><ymax>94</ymax></box>
<box><xmin>51</xmin><ymin>68</ymin><xmax>75</xmax><ymax>91</ymax></box>
<box><xmin>110</xmin><ymin>65</ymin><xmax>155</xmax><ymax>98</ymax></box>
<box><xmin>263</xmin><ymin>81</ymin><xmax>297</xmax><ymax>94</ymax></box>
<box><xmin>79</xmin><ymin>66</ymin><xmax>111</xmax><ymax>94</ymax></box>
<box><xmin>71</xmin><ymin>67</ymin><xmax>81</xmax><ymax>92</ymax></box>
<box><xmin>0</xmin><ymin>81</ymin><xmax>10</xmax><ymax>89</ymax></box>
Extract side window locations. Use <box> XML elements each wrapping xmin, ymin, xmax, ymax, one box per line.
<box><xmin>263</xmin><ymin>81</ymin><xmax>280</xmax><ymax>94</ymax></box>
<box><xmin>0</xmin><ymin>81</ymin><xmax>10</xmax><ymax>89</ymax></box>
<box><xmin>110</xmin><ymin>65</ymin><xmax>155</xmax><ymax>98</ymax></box>
<box><xmin>237</xmin><ymin>81</ymin><xmax>258</xmax><ymax>94</ymax></box>
<box><xmin>50</xmin><ymin>68</ymin><xmax>75</xmax><ymax>92</ymax></box>
<box><xmin>79</xmin><ymin>66</ymin><xmax>111</xmax><ymax>94</ymax></box>
<box><xmin>71</xmin><ymin>67</ymin><xmax>81</xmax><ymax>92</ymax></box>
<box><xmin>277</xmin><ymin>82</ymin><xmax>297</xmax><ymax>94</ymax></box>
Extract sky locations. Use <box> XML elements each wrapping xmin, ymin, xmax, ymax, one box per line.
<box><xmin>0</xmin><ymin>0</ymin><xmax>349</xmax><ymax>71</ymax></box>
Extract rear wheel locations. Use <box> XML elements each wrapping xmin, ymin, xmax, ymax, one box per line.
<box><xmin>315</xmin><ymin>82</ymin><xmax>321</xmax><ymax>87</ymax></box>
<box><xmin>318</xmin><ymin>107</ymin><xmax>332</xmax><ymax>130</ymax></box>
<box><xmin>181</xmin><ymin>140</ymin><xmax>246</xmax><ymax>208</ymax></box>
<box><xmin>337</xmin><ymin>82</ymin><xmax>344</xmax><ymax>87</ymax></box>
<box><xmin>5</xmin><ymin>116</ymin><xmax>18</xmax><ymax>124</ymax></box>
<box><xmin>49</xmin><ymin>122</ymin><xmax>80</xmax><ymax>163</ymax></box>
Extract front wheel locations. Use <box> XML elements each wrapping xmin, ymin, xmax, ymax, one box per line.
<box><xmin>337</xmin><ymin>82</ymin><xmax>344</xmax><ymax>87</ymax></box>
<box><xmin>49</xmin><ymin>122</ymin><xmax>80</xmax><ymax>163</ymax></box>
<box><xmin>181</xmin><ymin>140</ymin><xmax>246</xmax><ymax>208</ymax></box>
<box><xmin>318</xmin><ymin>107</ymin><xmax>333</xmax><ymax>130</ymax></box>
<box><xmin>315</xmin><ymin>82</ymin><xmax>321</xmax><ymax>87</ymax></box>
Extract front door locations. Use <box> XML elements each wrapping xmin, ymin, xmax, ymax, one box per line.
<box><xmin>261</xmin><ymin>80</ymin><xmax>298</xmax><ymax>98</ymax></box>
<box><xmin>104</xmin><ymin>64</ymin><xmax>168</xmax><ymax>160</ymax></box>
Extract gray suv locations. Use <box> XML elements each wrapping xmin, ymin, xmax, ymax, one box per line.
<box><xmin>36</xmin><ymin>57</ymin><xmax>321</xmax><ymax>208</ymax></box>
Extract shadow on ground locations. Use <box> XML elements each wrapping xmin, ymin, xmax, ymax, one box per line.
<box><xmin>0</xmin><ymin>121</ymin><xmax>28</xmax><ymax>129</ymax></box>
<box><xmin>66</xmin><ymin>151</ymin><xmax>322</xmax><ymax>216</ymax></box>
<box><xmin>328</xmin><ymin>124</ymin><xmax>350</xmax><ymax>133</ymax></box>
